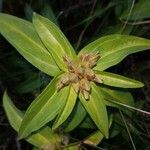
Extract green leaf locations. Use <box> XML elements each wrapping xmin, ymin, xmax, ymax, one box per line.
<box><xmin>83</xmin><ymin>130</ymin><xmax>104</xmax><ymax>146</ymax></box>
<box><xmin>64</xmin><ymin>101</ymin><xmax>87</xmax><ymax>132</ymax></box>
<box><xmin>100</xmin><ymin>86</ymin><xmax>134</xmax><ymax>115</ymax></box>
<box><xmin>26</xmin><ymin>127</ymin><xmax>60</xmax><ymax>148</ymax></box>
<box><xmin>41</xmin><ymin>2</ymin><xmax>59</xmax><ymax>26</ymax></box>
<box><xmin>100</xmin><ymin>87</ymin><xmax>134</xmax><ymax>107</ymax></box>
<box><xmin>0</xmin><ymin>13</ymin><xmax>60</xmax><ymax>76</ymax></box>
<box><xmin>95</xmin><ymin>71</ymin><xmax>144</xmax><ymax>88</ymax></box>
<box><xmin>3</xmin><ymin>91</ymin><xmax>60</xmax><ymax>148</ymax></box>
<box><xmin>18</xmin><ymin>75</ymin><xmax>70</xmax><ymax>139</ymax></box>
<box><xmin>33</xmin><ymin>13</ymin><xmax>76</xmax><ymax>70</ymax></box>
<box><xmin>52</xmin><ymin>86</ymin><xmax>77</xmax><ymax>129</ymax></box>
<box><xmin>79</xmin><ymin>117</ymin><xmax>96</xmax><ymax>129</ymax></box>
<box><xmin>79</xmin><ymin>83</ymin><xmax>109</xmax><ymax>138</ymax></box>
<box><xmin>16</xmin><ymin>73</ymin><xmax>42</xmax><ymax>94</ymax></box>
<box><xmin>109</xmin><ymin>123</ymin><xmax>121</xmax><ymax>138</ymax></box>
<box><xmin>3</xmin><ymin>91</ymin><xmax>23</xmax><ymax>130</ymax></box>
<box><xmin>121</xmin><ymin>1</ymin><xmax>150</xmax><ymax>20</ymax></box>
<box><xmin>83</xmin><ymin>115</ymin><xmax>113</xmax><ymax>146</ymax></box>
<box><xmin>79</xmin><ymin>34</ymin><xmax>150</xmax><ymax>71</ymax></box>
<box><xmin>24</xmin><ymin>4</ymin><xmax>33</xmax><ymax>21</ymax></box>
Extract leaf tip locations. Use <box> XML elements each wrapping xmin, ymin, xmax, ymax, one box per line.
<box><xmin>33</xmin><ymin>12</ymin><xmax>37</xmax><ymax>17</ymax></box>
<box><xmin>101</xmin><ymin>124</ymin><xmax>109</xmax><ymax>139</ymax></box>
<box><xmin>18</xmin><ymin>127</ymin><xmax>28</xmax><ymax>140</ymax></box>
<box><xmin>139</xmin><ymin>82</ymin><xmax>144</xmax><ymax>87</ymax></box>
<box><xmin>32</xmin><ymin>12</ymin><xmax>40</xmax><ymax>21</ymax></box>
<box><xmin>51</xmin><ymin>126</ymin><xmax>57</xmax><ymax>131</ymax></box>
<box><xmin>135</xmin><ymin>81</ymin><xmax>144</xmax><ymax>88</ymax></box>
<box><xmin>17</xmin><ymin>133</ymin><xmax>24</xmax><ymax>140</ymax></box>
<box><xmin>2</xmin><ymin>90</ymin><xmax>7</xmax><ymax>101</ymax></box>
<box><xmin>105</xmin><ymin>131</ymin><xmax>109</xmax><ymax>139</ymax></box>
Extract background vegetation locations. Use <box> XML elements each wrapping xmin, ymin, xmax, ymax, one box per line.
<box><xmin>0</xmin><ymin>0</ymin><xmax>150</xmax><ymax>149</ymax></box>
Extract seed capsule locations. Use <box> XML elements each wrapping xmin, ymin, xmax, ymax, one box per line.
<box><xmin>81</xmin><ymin>89</ymin><xmax>90</xmax><ymax>100</ymax></box>
<box><xmin>68</xmin><ymin>73</ymin><xmax>78</xmax><ymax>83</ymax></box>
<box><xmin>57</xmin><ymin>53</ymin><xmax>103</xmax><ymax>100</ymax></box>
<box><xmin>93</xmin><ymin>75</ymin><xmax>103</xmax><ymax>84</ymax></box>
<box><xmin>84</xmin><ymin>68</ymin><xmax>95</xmax><ymax>81</ymax></box>
<box><xmin>56</xmin><ymin>74</ymin><xmax>70</xmax><ymax>91</ymax></box>
<box><xmin>56</xmin><ymin>81</ymin><xmax>64</xmax><ymax>92</ymax></box>
<box><xmin>80</xmin><ymin>52</ymin><xmax>100</xmax><ymax>68</ymax></box>
<box><xmin>80</xmin><ymin>78</ymin><xmax>90</xmax><ymax>92</ymax></box>
<box><xmin>89</xmin><ymin>53</ymin><xmax>100</xmax><ymax>68</ymax></box>
<box><xmin>72</xmin><ymin>83</ymin><xmax>79</xmax><ymax>93</ymax></box>
<box><xmin>63</xmin><ymin>55</ymin><xmax>78</xmax><ymax>73</ymax></box>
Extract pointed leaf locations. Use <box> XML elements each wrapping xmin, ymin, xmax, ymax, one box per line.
<box><xmin>24</xmin><ymin>4</ymin><xmax>33</xmax><ymax>21</ymax></box>
<box><xmin>52</xmin><ymin>86</ymin><xmax>77</xmax><ymax>129</ymax></box>
<box><xmin>121</xmin><ymin>1</ymin><xmax>150</xmax><ymax>21</ymax></box>
<box><xmin>100</xmin><ymin>87</ymin><xmax>134</xmax><ymax>107</ymax></box>
<box><xmin>95</xmin><ymin>71</ymin><xmax>144</xmax><ymax>88</ymax></box>
<box><xmin>3</xmin><ymin>91</ymin><xmax>23</xmax><ymax>130</ymax></box>
<box><xmin>79</xmin><ymin>83</ymin><xmax>109</xmax><ymax>138</ymax></box>
<box><xmin>3</xmin><ymin>91</ymin><xmax>60</xmax><ymax>148</ymax></box>
<box><xmin>16</xmin><ymin>73</ymin><xmax>42</xmax><ymax>94</ymax></box>
<box><xmin>100</xmin><ymin>87</ymin><xmax>134</xmax><ymax>115</ymax></box>
<box><xmin>79</xmin><ymin>117</ymin><xmax>96</xmax><ymax>129</ymax></box>
<box><xmin>0</xmin><ymin>13</ymin><xmax>60</xmax><ymax>76</ymax></box>
<box><xmin>83</xmin><ymin>115</ymin><xmax>113</xmax><ymax>145</ymax></box>
<box><xmin>79</xmin><ymin>34</ymin><xmax>150</xmax><ymax>70</ymax></box>
<box><xmin>27</xmin><ymin>127</ymin><xmax>60</xmax><ymax>148</ymax></box>
<box><xmin>41</xmin><ymin>2</ymin><xmax>59</xmax><ymax>26</ymax></box>
<box><xmin>18</xmin><ymin>76</ymin><xmax>70</xmax><ymax>139</ymax></box>
<box><xmin>64</xmin><ymin>101</ymin><xmax>87</xmax><ymax>132</ymax></box>
<box><xmin>33</xmin><ymin>13</ymin><xmax>76</xmax><ymax>70</ymax></box>
<box><xmin>83</xmin><ymin>131</ymin><xmax>104</xmax><ymax>146</ymax></box>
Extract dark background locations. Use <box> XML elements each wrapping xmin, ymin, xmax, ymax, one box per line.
<box><xmin>0</xmin><ymin>0</ymin><xmax>150</xmax><ymax>149</ymax></box>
